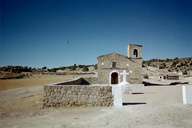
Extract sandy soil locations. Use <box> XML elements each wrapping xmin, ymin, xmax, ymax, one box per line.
<box><xmin>0</xmin><ymin>74</ymin><xmax>76</xmax><ymax>91</ymax></box>
<box><xmin>1</xmin><ymin>82</ymin><xmax>192</xmax><ymax>128</ymax></box>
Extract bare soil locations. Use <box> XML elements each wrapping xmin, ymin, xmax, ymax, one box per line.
<box><xmin>0</xmin><ymin>75</ymin><xmax>192</xmax><ymax>128</ymax></box>
<box><xmin>0</xmin><ymin>74</ymin><xmax>76</xmax><ymax>91</ymax></box>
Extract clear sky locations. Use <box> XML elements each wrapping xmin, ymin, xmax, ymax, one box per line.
<box><xmin>1</xmin><ymin>0</ymin><xmax>192</xmax><ymax>68</ymax></box>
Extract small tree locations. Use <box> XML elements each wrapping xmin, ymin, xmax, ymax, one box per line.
<box><xmin>94</xmin><ymin>64</ymin><xmax>97</xmax><ymax>70</ymax></box>
<box><xmin>42</xmin><ymin>66</ymin><xmax>47</xmax><ymax>70</ymax></box>
<box><xmin>71</xmin><ymin>64</ymin><xmax>77</xmax><ymax>71</ymax></box>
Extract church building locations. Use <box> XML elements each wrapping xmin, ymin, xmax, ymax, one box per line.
<box><xmin>97</xmin><ymin>44</ymin><xmax>143</xmax><ymax>84</ymax></box>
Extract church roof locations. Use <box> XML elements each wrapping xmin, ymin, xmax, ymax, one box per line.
<box><xmin>97</xmin><ymin>52</ymin><xmax>128</xmax><ymax>59</ymax></box>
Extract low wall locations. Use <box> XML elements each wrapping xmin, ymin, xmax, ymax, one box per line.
<box><xmin>43</xmin><ymin>85</ymin><xmax>113</xmax><ymax>107</ymax></box>
<box><xmin>182</xmin><ymin>85</ymin><xmax>192</xmax><ymax>104</ymax></box>
<box><xmin>56</xmin><ymin>78</ymin><xmax>90</xmax><ymax>85</ymax></box>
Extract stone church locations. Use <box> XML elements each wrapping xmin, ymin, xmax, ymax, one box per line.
<box><xmin>97</xmin><ymin>44</ymin><xmax>143</xmax><ymax>84</ymax></box>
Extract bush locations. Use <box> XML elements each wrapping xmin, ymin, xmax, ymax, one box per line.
<box><xmin>71</xmin><ymin>64</ymin><xmax>77</xmax><ymax>71</ymax></box>
<box><xmin>94</xmin><ymin>64</ymin><xmax>97</xmax><ymax>70</ymax></box>
<box><xmin>143</xmin><ymin>74</ymin><xmax>149</xmax><ymax>79</ymax></box>
<box><xmin>159</xmin><ymin>63</ymin><xmax>166</xmax><ymax>69</ymax></box>
<box><xmin>82</xmin><ymin>67</ymin><xmax>89</xmax><ymax>72</ymax></box>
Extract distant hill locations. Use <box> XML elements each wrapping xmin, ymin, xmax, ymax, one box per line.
<box><xmin>143</xmin><ymin>57</ymin><xmax>192</xmax><ymax>74</ymax></box>
<box><xmin>0</xmin><ymin>64</ymin><xmax>97</xmax><ymax>79</ymax></box>
<box><xmin>48</xmin><ymin>64</ymin><xmax>97</xmax><ymax>72</ymax></box>
<box><xmin>1</xmin><ymin>57</ymin><xmax>192</xmax><ymax>77</ymax></box>
<box><xmin>0</xmin><ymin>64</ymin><xmax>97</xmax><ymax>73</ymax></box>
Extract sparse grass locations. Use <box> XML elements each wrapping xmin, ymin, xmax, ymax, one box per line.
<box><xmin>0</xmin><ymin>74</ymin><xmax>75</xmax><ymax>91</ymax></box>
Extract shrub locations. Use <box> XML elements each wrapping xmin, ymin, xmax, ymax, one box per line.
<box><xmin>82</xmin><ymin>67</ymin><xmax>89</xmax><ymax>72</ymax></box>
<box><xmin>94</xmin><ymin>64</ymin><xmax>97</xmax><ymax>70</ymax></box>
<box><xmin>159</xmin><ymin>63</ymin><xmax>166</xmax><ymax>69</ymax></box>
<box><xmin>143</xmin><ymin>74</ymin><xmax>149</xmax><ymax>79</ymax></box>
<box><xmin>71</xmin><ymin>64</ymin><xmax>77</xmax><ymax>71</ymax></box>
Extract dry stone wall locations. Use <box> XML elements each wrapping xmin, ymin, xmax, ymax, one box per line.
<box><xmin>43</xmin><ymin>85</ymin><xmax>113</xmax><ymax>107</ymax></box>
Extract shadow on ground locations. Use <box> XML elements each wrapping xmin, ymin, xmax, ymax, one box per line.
<box><xmin>123</xmin><ymin>102</ymin><xmax>146</xmax><ymax>106</ymax></box>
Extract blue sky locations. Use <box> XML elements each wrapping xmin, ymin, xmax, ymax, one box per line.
<box><xmin>1</xmin><ymin>0</ymin><xmax>192</xmax><ymax>67</ymax></box>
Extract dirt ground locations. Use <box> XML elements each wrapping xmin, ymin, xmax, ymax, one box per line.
<box><xmin>0</xmin><ymin>75</ymin><xmax>192</xmax><ymax>128</ymax></box>
<box><xmin>0</xmin><ymin>74</ymin><xmax>76</xmax><ymax>91</ymax></box>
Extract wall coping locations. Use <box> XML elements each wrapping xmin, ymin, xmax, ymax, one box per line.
<box><xmin>46</xmin><ymin>83</ymin><xmax>144</xmax><ymax>87</ymax></box>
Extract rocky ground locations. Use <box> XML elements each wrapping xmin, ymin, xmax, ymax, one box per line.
<box><xmin>0</xmin><ymin>82</ymin><xmax>192</xmax><ymax>128</ymax></box>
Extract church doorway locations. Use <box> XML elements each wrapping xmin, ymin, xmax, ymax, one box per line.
<box><xmin>111</xmin><ymin>72</ymin><xmax>119</xmax><ymax>84</ymax></box>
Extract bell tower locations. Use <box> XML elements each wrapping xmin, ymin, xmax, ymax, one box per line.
<box><xmin>128</xmin><ymin>44</ymin><xmax>143</xmax><ymax>59</ymax></box>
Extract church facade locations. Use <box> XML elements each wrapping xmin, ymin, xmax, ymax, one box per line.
<box><xmin>97</xmin><ymin>44</ymin><xmax>143</xmax><ymax>84</ymax></box>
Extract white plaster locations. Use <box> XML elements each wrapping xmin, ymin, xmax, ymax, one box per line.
<box><xmin>112</xmin><ymin>83</ymin><xmax>145</xmax><ymax>108</ymax></box>
<box><xmin>182</xmin><ymin>86</ymin><xmax>187</xmax><ymax>104</ymax></box>
<box><xmin>112</xmin><ymin>70</ymin><xmax>130</xmax><ymax>108</ymax></box>
<box><xmin>120</xmin><ymin>70</ymin><xmax>129</xmax><ymax>84</ymax></box>
<box><xmin>182</xmin><ymin>85</ymin><xmax>192</xmax><ymax>104</ymax></box>
<box><xmin>112</xmin><ymin>85</ymin><xmax>123</xmax><ymax>107</ymax></box>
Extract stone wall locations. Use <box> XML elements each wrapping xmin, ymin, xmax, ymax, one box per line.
<box><xmin>128</xmin><ymin>44</ymin><xmax>143</xmax><ymax>58</ymax></box>
<box><xmin>43</xmin><ymin>85</ymin><xmax>113</xmax><ymax>107</ymax></box>
<box><xmin>56</xmin><ymin>78</ymin><xmax>90</xmax><ymax>85</ymax></box>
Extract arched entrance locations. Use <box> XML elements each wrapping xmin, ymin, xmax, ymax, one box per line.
<box><xmin>133</xmin><ymin>49</ymin><xmax>138</xmax><ymax>58</ymax></box>
<box><xmin>111</xmin><ymin>72</ymin><xmax>119</xmax><ymax>84</ymax></box>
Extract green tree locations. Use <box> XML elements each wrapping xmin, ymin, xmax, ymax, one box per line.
<box><xmin>71</xmin><ymin>64</ymin><xmax>77</xmax><ymax>71</ymax></box>
<box><xmin>42</xmin><ymin>66</ymin><xmax>47</xmax><ymax>70</ymax></box>
<box><xmin>94</xmin><ymin>64</ymin><xmax>97</xmax><ymax>70</ymax></box>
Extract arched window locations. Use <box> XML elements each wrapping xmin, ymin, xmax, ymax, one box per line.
<box><xmin>133</xmin><ymin>49</ymin><xmax>138</xmax><ymax>58</ymax></box>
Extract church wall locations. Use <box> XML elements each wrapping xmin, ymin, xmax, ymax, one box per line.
<box><xmin>127</xmin><ymin>59</ymin><xmax>143</xmax><ymax>84</ymax></box>
<box><xmin>97</xmin><ymin>54</ymin><xmax>143</xmax><ymax>84</ymax></box>
<box><xmin>128</xmin><ymin>44</ymin><xmax>143</xmax><ymax>58</ymax></box>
